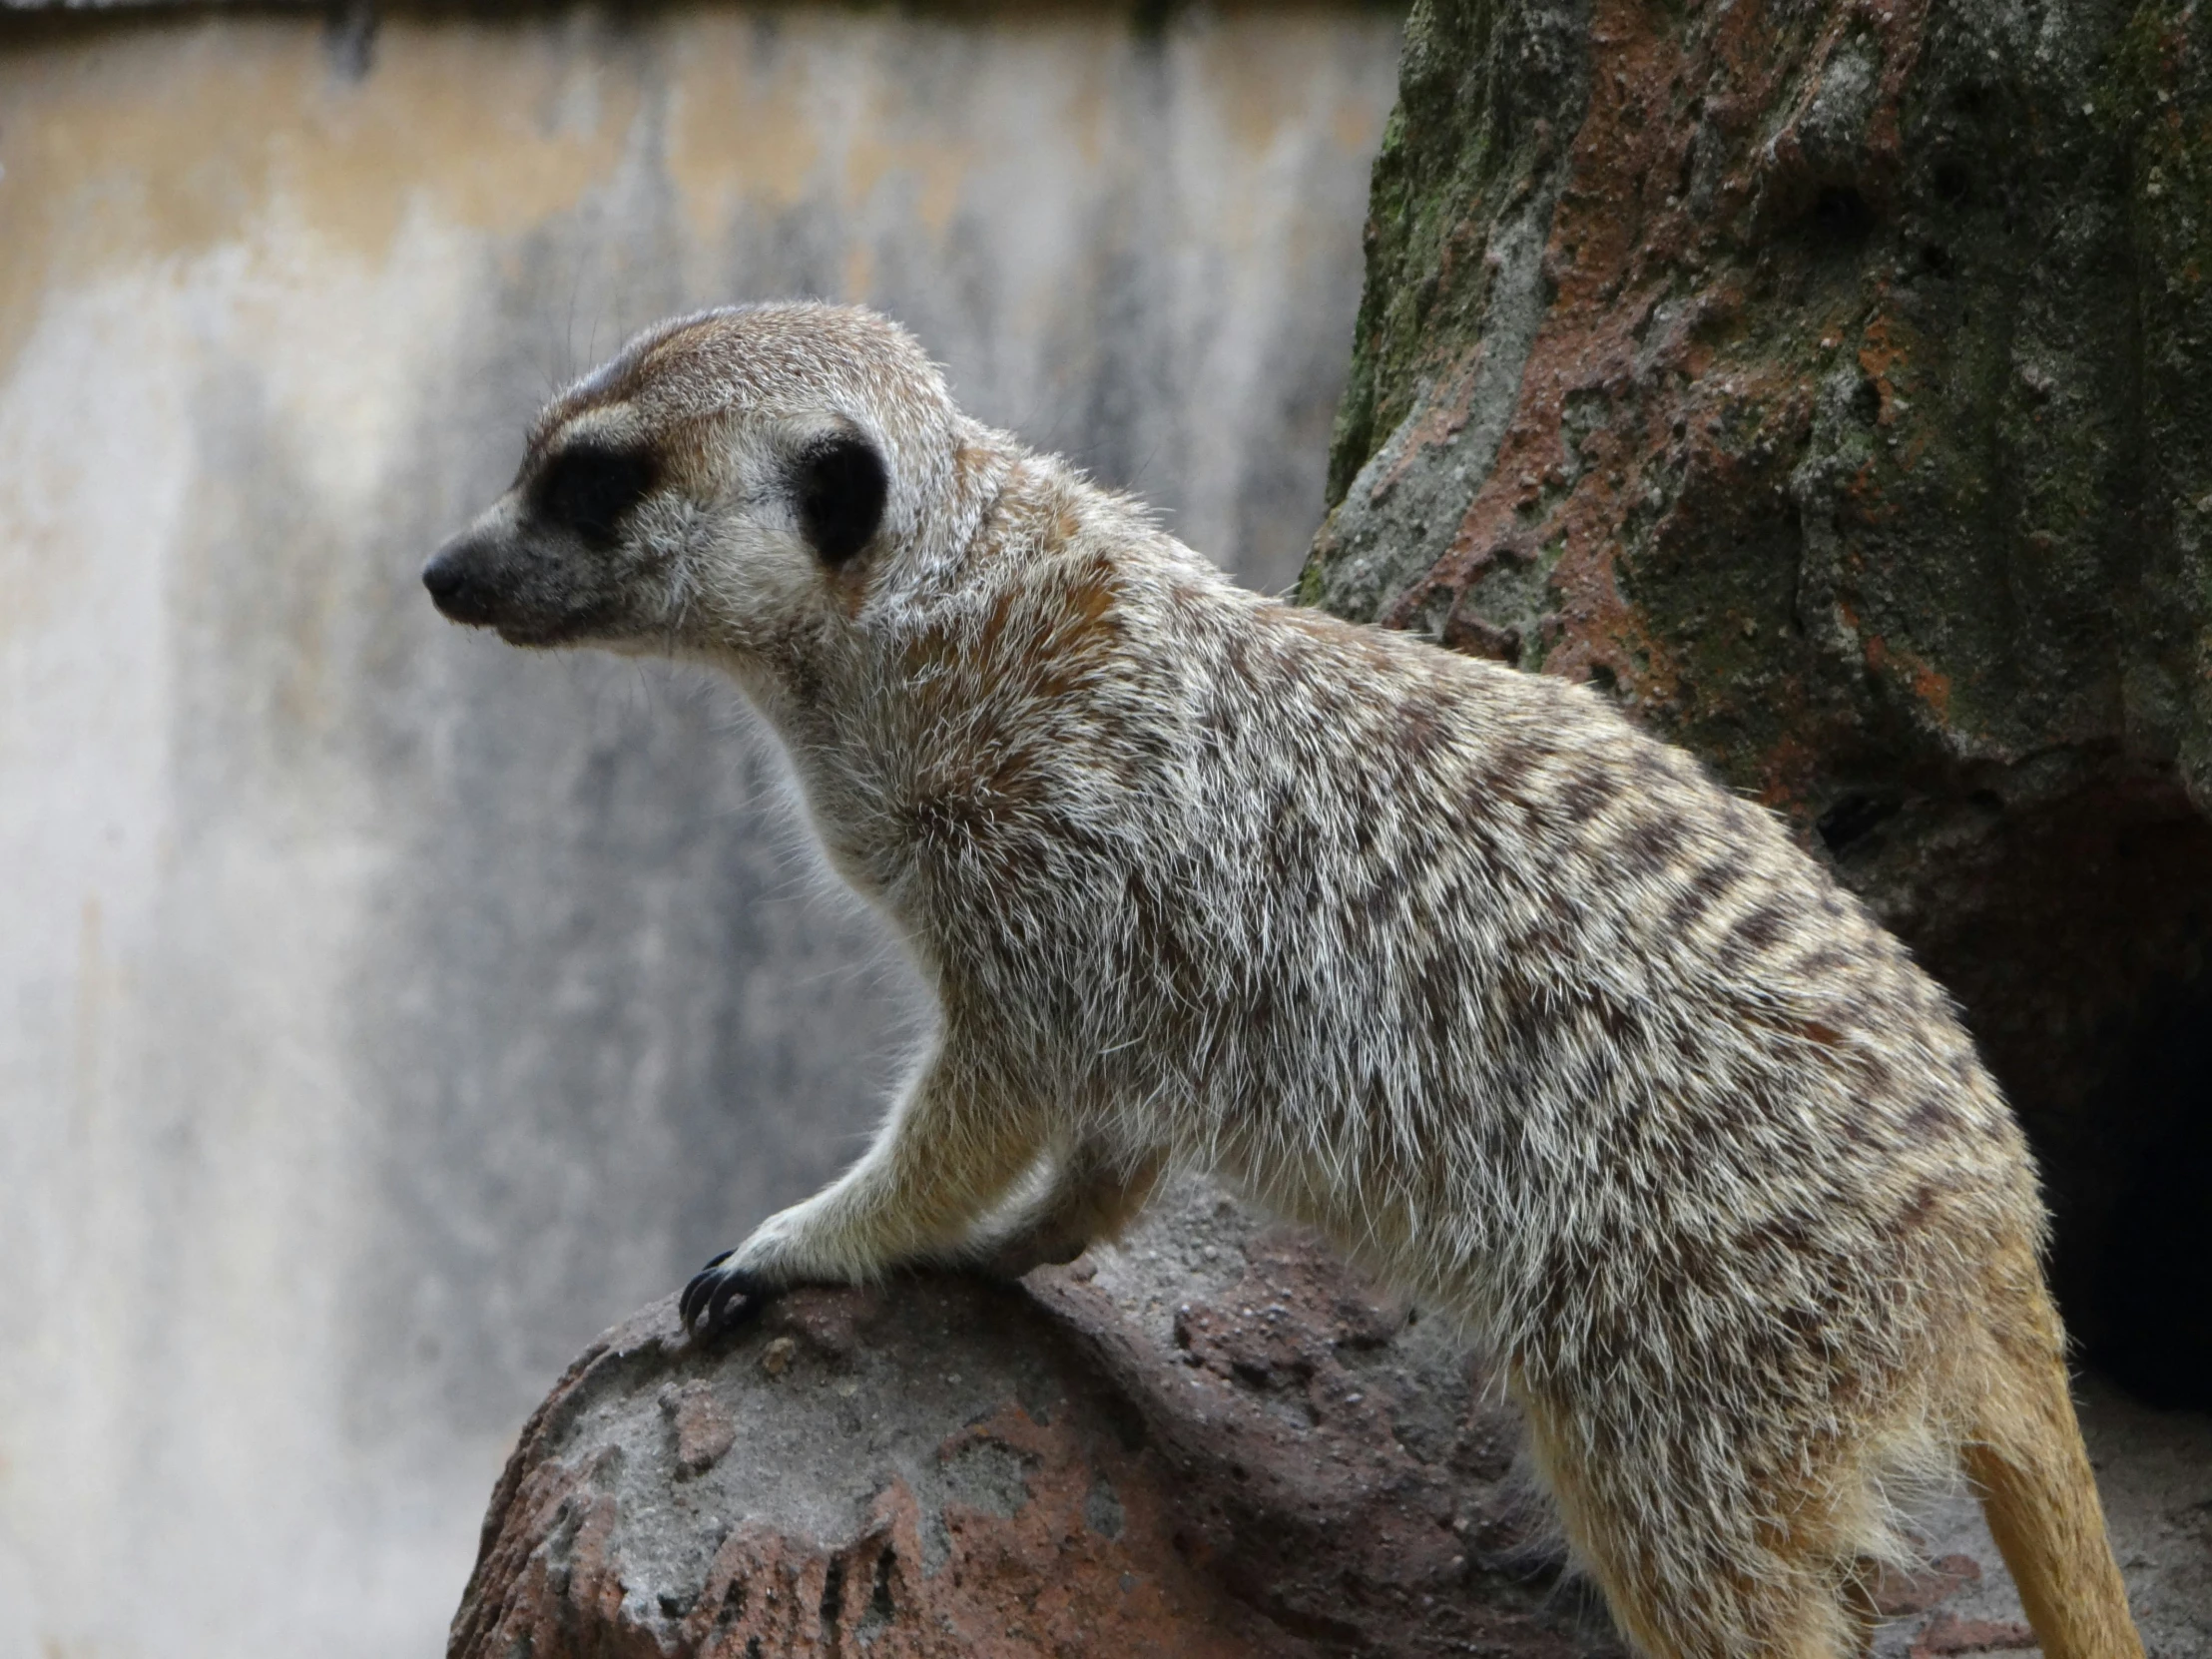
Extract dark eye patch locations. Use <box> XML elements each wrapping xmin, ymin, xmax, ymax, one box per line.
<box><xmin>528</xmin><ymin>440</ymin><xmax>659</xmax><ymax>549</ymax></box>
<box><xmin>792</xmin><ymin>431</ymin><xmax>887</xmax><ymax>567</ymax></box>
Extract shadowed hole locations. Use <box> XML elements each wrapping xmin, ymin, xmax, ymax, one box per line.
<box><xmin>1818</xmin><ymin>793</ymin><xmax>1901</xmax><ymax>854</ymax></box>
<box><xmin>1898</xmin><ymin>792</ymin><xmax>2212</xmax><ymax>1413</ymax></box>
<box><xmin>2086</xmin><ymin>993</ymin><xmax>2212</xmax><ymax>1408</ymax></box>
<box><xmin>1811</xmin><ymin>185</ymin><xmax>1876</xmax><ymax>244</ymax></box>
<box><xmin>1934</xmin><ymin>160</ymin><xmax>1974</xmax><ymax>204</ymax></box>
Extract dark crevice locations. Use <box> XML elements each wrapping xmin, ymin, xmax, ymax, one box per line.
<box><xmin>868</xmin><ymin>1547</ymin><xmax>897</xmax><ymax>1623</ymax></box>
<box><xmin>1933</xmin><ymin>159</ymin><xmax>1974</xmax><ymax>204</ymax></box>
<box><xmin>1888</xmin><ymin>784</ymin><xmax>2212</xmax><ymax>1412</ymax></box>
<box><xmin>1817</xmin><ymin>792</ymin><xmax>1901</xmax><ymax>853</ymax></box>
<box><xmin>1810</xmin><ymin>185</ymin><xmax>1876</xmax><ymax>246</ymax></box>
<box><xmin>2083</xmin><ymin>992</ymin><xmax>2212</xmax><ymax>1409</ymax></box>
<box><xmin>715</xmin><ymin>1578</ymin><xmax>748</xmax><ymax>1627</ymax></box>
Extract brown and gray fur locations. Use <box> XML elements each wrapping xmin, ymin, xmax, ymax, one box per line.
<box><xmin>424</xmin><ymin>302</ymin><xmax>2139</xmax><ymax>1658</ymax></box>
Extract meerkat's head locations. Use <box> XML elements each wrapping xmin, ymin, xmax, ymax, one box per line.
<box><xmin>422</xmin><ymin>302</ymin><xmax>972</xmax><ymax>666</ymax></box>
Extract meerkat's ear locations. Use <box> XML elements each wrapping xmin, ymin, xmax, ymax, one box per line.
<box><xmin>791</xmin><ymin>430</ymin><xmax>888</xmax><ymax>567</ymax></box>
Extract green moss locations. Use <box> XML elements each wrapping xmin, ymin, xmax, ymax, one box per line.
<box><xmin>1324</xmin><ymin>0</ymin><xmax>1590</xmax><ymax>512</ymax></box>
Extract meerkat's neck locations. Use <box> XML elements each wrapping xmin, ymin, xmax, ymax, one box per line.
<box><xmin>715</xmin><ymin>429</ymin><xmax>1060</xmax><ymax>902</ymax></box>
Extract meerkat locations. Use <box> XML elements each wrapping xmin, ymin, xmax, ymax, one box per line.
<box><xmin>422</xmin><ymin>302</ymin><xmax>2140</xmax><ymax>1658</ymax></box>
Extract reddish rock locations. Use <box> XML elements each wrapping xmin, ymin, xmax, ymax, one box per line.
<box><xmin>1908</xmin><ymin>1612</ymin><xmax>2039</xmax><ymax>1658</ymax></box>
<box><xmin>1869</xmin><ymin>1552</ymin><xmax>1982</xmax><ymax>1618</ymax></box>
<box><xmin>446</xmin><ymin>1185</ymin><xmax>1621</xmax><ymax>1659</ymax></box>
<box><xmin>663</xmin><ymin>1382</ymin><xmax>738</xmax><ymax>1476</ymax></box>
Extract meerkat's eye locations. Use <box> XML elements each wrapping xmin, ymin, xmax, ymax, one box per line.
<box><xmin>791</xmin><ymin>432</ymin><xmax>887</xmax><ymax>567</ymax></box>
<box><xmin>529</xmin><ymin>440</ymin><xmax>660</xmax><ymax>550</ymax></box>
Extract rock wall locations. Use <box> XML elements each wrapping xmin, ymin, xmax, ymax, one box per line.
<box><xmin>0</xmin><ymin>8</ymin><xmax>1400</xmax><ymax>1657</ymax></box>
<box><xmin>1304</xmin><ymin>0</ymin><xmax>2212</xmax><ymax>1408</ymax></box>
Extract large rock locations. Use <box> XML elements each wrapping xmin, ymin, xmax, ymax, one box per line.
<box><xmin>446</xmin><ymin>1184</ymin><xmax>1620</xmax><ymax>1659</ymax></box>
<box><xmin>1302</xmin><ymin>0</ymin><xmax>2212</xmax><ymax>1406</ymax></box>
<box><xmin>448</xmin><ymin>1184</ymin><xmax>2212</xmax><ymax>1657</ymax></box>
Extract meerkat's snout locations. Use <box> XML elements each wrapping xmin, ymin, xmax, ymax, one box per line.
<box><xmin>419</xmin><ymin>509</ymin><xmax>615</xmax><ymax>648</ymax></box>
<box><xmin>423</xmin><ymin>429</ymin><xmax>675</xmax><ymax>648</ymax></box>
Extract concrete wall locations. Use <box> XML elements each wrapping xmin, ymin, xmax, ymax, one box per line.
<box><xmin>0</xmin><ymin>7</ymin><xmax>1400</xmax><ymax>1655</ymax></box>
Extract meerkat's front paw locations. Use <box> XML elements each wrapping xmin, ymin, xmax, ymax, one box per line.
<box><xmin>679</xmin><ymin>1253</ymin><xmax>777</xmax><ymax>1337</ymax></box>
<box><xmin>679</xmin><ymin>1201</ymin><xmax>852</xmax><ymax>1337</ymax></box>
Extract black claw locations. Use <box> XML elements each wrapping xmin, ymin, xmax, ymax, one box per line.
<box><xmin>678</xmin><ymin>1253</ymin><xmax>730</xmax><ymax>1329</ymax></box>
<box><xmin>680</xmin><ymin>1255</ymin><xmax>773</xmax><ymax>1338</ymax></box>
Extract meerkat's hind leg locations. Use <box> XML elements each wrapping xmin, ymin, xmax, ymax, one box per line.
<box><xmin>1516</xmin><ymin>1383</ymin><xmax>1872</xmax><ymax>1659</ymax></box>
<box><xmin>1957</xmin><ymin>1287</ymin><xmax>2142</xmax><ymax>1659</ymax></box>
<box><xmin>681</xmin><ymin>1048</ymin><xmax>1048</xmax><ymax>1337</ymax></box>
<box><xmin>974</xmin><ymin>1140</ymin><xmax>1167</xmax><ymax>1279</ymax></box>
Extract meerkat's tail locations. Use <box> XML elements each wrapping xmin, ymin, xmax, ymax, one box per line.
<box><xmin>1959</xmin><ymin>1304</ymin><xmax>2142</xmax><ymax>1659</ymax></box>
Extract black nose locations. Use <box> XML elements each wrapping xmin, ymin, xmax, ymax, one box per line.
<box><xmin>422</xmin><ymin>552</ymin><xmax>464</xmax><ymax>605</ymax></box>
<box><xmin>423</xmin><ymin>535</ymin><xmax>497</xmax><ymax>625</ymax></box>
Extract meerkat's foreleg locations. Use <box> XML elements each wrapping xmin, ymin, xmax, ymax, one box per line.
<box><xmin>975</xmin><ymin>1140</ymin><xmax>1167</xmax><ymax>1279</ymax></box>
<box><xmin>681</xmin><ymin>1045</ymin><xmax>1046</xmax><ymax>1334</ymax></box>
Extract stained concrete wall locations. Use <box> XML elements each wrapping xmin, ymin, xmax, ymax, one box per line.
<box><xmin>0</xmin><ymin>7</ymin><xmax>1400</xmax><ymax>1654</ymax></box>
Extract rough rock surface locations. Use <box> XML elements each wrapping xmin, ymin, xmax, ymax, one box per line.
<box><xmin>1302</xmin><ymin>0</ymin><xmax>2212</xmax><ymax>1407</ymax></box>
<box><xmin>448</xmin><ymin>1183</ymin><xmax>2211</xmax><ymax>1658</ymax></box>
<box><xmin>447</xmin><ymin>1183</ymin><xmax>1619</xmax><ymax>1659</ymax></box>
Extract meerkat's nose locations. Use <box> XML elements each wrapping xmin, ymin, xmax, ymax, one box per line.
<box><xmin>422</xmin><ymin>533</ymin><xmax>498</xmax><ymax>625</ymax></box>
<box><xmin>421</xmin><ymin>550</ymin><xmax>464</xmax><ymax>605</ymax></box>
